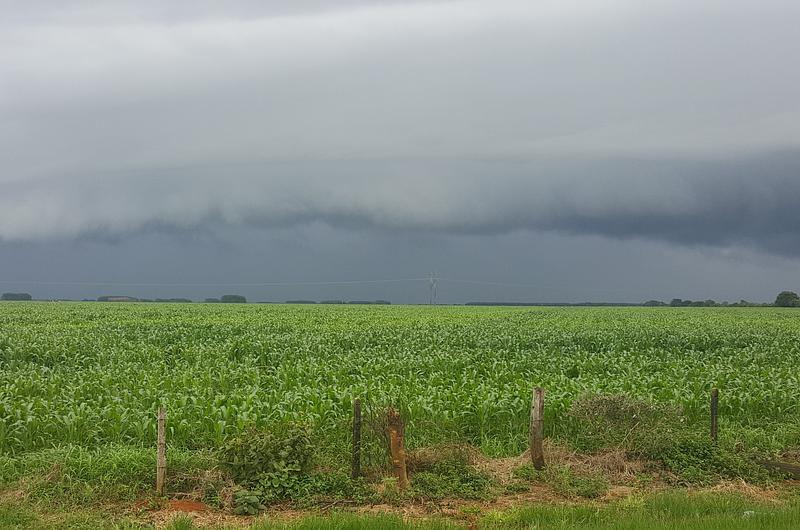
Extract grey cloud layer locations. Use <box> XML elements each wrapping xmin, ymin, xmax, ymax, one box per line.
<box><xmin>3</xmin><ymin>154</ymin><xmax>800</xmax><ymax>255</ymax></box>
<box><xmin>1</xmin><ymin>0</ymin><xmax>799</xmax><ymax>252</ymax></box>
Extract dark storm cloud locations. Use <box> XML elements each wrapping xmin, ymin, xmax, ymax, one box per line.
<box><xmin>1</xmin><ymin>0</ymin><xmax>800</xmax><ymax>256</ymax></box>
<box><xmin>1</xmin><ymin>225</ymin><xmax>796</xmax><ymax>304</ymax></box>
<box><xmin>3</xmin><ymin>153</ymin><xmax>800</xmax><ymax>255</ymax></box>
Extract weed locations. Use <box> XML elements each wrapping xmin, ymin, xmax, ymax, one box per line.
<box><xmin>511</xmin><ymin>464</ymin><xmax>540</xmax><ymax>481</ymax></box>
<box><xmin>546</xmin><ymin>465</ymin><xmax>609</xmax><ymax>499</ymax></box>
<box><xmin>233</xmin><ymin>488</ymin><xmax>266</xmax><ymax>515</ymax></box>
<box><xmin>220</xmin><ymin>423</ymin><xmax>314</xmax><ymax>501</ymax></box>
<box><xmin>648</xmin><ymin>434</ymin><xmax>771</xmax><ymax>485</ymax></box>
<box><xmin>504</xmin><ymin>480</ymin><xmax>531</xmax><ymax>494</ymax></box>
<box><xmin>410</xmin><ymin>452</ymin><xmax>492</xmax><ymax>500</ymax></box>
<box><xmin>164</xmin><ymin>516</ymin><xmax>195</xmax><ymax>530</ymax></box>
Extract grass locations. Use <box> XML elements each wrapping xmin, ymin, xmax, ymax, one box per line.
<box><xmin>0</xmin><ymin>501</ymin><xmax>144</xmax><ymax>529</ymax></box>
<box><xmin>0</xmin><ymin>445</ymin><xmax>217</xmax><ymax>507</ymax></box>
<box><xmin>507</xmin><ymin>463</ymin><xmax>609</xmax><ymax>499</ymax></box>
<box><xmin>481</xmin><ymin>492</ymin><xmax>800</xmax><ymax>529</ymax></box>
<box><xmin>3</xmin><ymin>492</ymin><xmax>799</xmax><ymax>529</ymax></box>
<box><xmin>407</xmin><ymin>446</ymin><xmax>494</xmax><ymax>501</ymax></box>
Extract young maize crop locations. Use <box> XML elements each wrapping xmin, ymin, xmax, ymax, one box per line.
<box><xmin>1</xmin><ymin>303</ymin><xmax>799</xmax><ymax>457</ymax></box>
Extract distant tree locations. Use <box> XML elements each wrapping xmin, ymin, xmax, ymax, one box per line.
<box><xmin>643</xmin><ymin>300</ymin><xmax>667</xmax><ymax>306</ymax></box>
<box><xmin>221</xmin><ymin>294</ymin><xmax>247</xmax><ymax>303</ymax></box>
<box><xmin>670</xmin><ymin>298</ymin><xmax>684</xmax><ymax>307</ymax></box>
<box><xmin>731</xmin><ymin>299</ymin><xmax>760</xmax><ymax>307</ymax></box>
<box><xmin>156</xmin><ymin>298</ymin><xmax>193</xmax><ymax>303</ymax></box>
<box><xmin>775</xmin><ymin>291</ymin><xmax>800</xmax><ymax>307</ymax></box>
<box><xmin>97</xmin><ymin>295</ymin><xmax>138</xmax><ymax>302</ymax></box>
<box><xmin>204</xmin><ymin>298</ymin><xmax>221</xmax><ymax>303</ymax></box>
<box><xmin>1</xmin><ymin>292</ymin><xmax>32</xmax><ymax>301</ymax></box>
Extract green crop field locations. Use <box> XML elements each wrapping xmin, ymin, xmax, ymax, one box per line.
<box><xmin>2</xmin><ymin>302</ymin><xmax>799</xmax><ymax>456</ymax></box>
<box><xmin>3</xmin><ymin>302</ymin><xmax>800</xmax><ymax>528</ymax></box>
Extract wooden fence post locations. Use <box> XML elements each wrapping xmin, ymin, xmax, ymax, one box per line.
<box><xmin>710</xmin><ymin>388</ymin><xmax>719</xmax><ymax>443</ymax></box>
<box><xmin>156</xmin><ymin>406</ymin><xmax>167</xmax><ymax>495</ymax></box>
<box><xmin>352</xmin><ymin>398</ymin><xmax>362</xmax><ymax>479</ymax></box>
<box><xmin>387</xmin><ymin>408</ymin><xmax>409</xmax><ymax>489</ymax></box>
<box><xmin>530</xmin><ymin>387</ymin><xmax>545</xmax><ymax>470</ymax></box>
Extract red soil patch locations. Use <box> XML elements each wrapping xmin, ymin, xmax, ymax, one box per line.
<box><xmin>134</xmin><ymin>498</ymin><xmax>211</xmax><ymax>513</ymax></box>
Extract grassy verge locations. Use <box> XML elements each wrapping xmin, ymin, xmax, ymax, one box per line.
<box><xmin>0</xmin><ymin>445</ymin><xmax>217</xmax><ymax>507</ymax></box>
<box><xmin>2</xmin><ymin>492</ymin><xmax>800</xmax><ymax>529</ymax></box>
<box><xmin>482</xmin><ymin>492</ymin><xmax>800</xmax><ymax>530</ymax></box>
<box><xmin>1</xmin><ymin>395</ymin><xmax>797</xmax><ymax>528</ymax></box>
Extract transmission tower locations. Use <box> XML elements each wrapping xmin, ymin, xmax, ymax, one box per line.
<box><xmin>428</xmin><ymin>272</ymin><xmax>438</xmax><ymax>305</ymax></box>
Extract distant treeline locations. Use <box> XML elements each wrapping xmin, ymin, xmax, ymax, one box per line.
<box><xmin>4</xmin><ymin>291</ymin><xmax>799</xmax><ymax>307</ymax></box>
<box><xmin>92</xmin><ymin>295</ymin><xmax>247</xmax><ymax>303</ymax></box>
<box><xmin>643</xmin><ymin>299</ymin><xmax>771</xmax><ymax>307</ymax></box>
<box><xmin>285</xmin><ymin>300</ymin><xmax>391</xmax><ymax>305</ymax></box>
<box><xmin>96</xmin><ymin>296</ymin><xmax>194</xmax><ymax>303</ymax></box>
<box><xmin>204</xmin><ymin>295</ymin><xmax>247</xmax><ymax>303</ymax></box>
<box><xmin>466</xmin><ymin>302</ymin><xmax>638</xmax><ymax>307</ymax></box>
<box><xmin>465</xmin><ymin>292</ymin><xmax>798</xmax><ymax>308</ymax></box>
<box><xmin>643</xmin><ymin>293</ymin><xmax>797</xmax><ymax>307</ymax></box>
<box><xmin>0</xmin><ymin>292</ymin><xmax>32</xmax><ymax>301</ymax></box>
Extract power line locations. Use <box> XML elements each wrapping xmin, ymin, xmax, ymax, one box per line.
<box><xmin>0</xmin><ymin>275</ymin><xmax>629</xmax><ymax>296</ymax></box>
<box><xmin>438</xmin><ymin>277</ymin><xmax>642</xmax><ymax>295</ymax></box>
<box><xmin>0</xmin><ymin>278</ymin><xmax>429</xmax><ymax>287</ymax></box>
<box><xmin>438</xmin><ymin>278</ymin><xmax>561</xmax><ymax>289</ymax></box>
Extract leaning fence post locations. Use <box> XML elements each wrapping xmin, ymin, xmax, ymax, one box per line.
<box><xmin>351</xmin><ymin>398</ymin><xmax>362</xmax><ymax>479</ymax></box>
<box><xmin>530</xmin><ymin>387</ymin><xmax>545</xmax><ymax>470</ymax></box>
<box><xmin>387</xmin><ymin>408</ymin><xmax>409</xmax><ymax>489</ymax></box>
<box><xmin>710</xmin><ymin>388</ymin><xmax>719</xmax><ymax>443</ymax></box>
<box><xmin>156</xmin><ymin>406</ymin><xmax>167</xmax><ymax>495</ymax></box>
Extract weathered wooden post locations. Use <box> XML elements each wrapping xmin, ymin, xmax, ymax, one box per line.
<box><xmin>351</xmin><ymin>398</ymin><xmax>362</xmax><ymax>479</ymax></box>
<box><xmin>156</xmin><ymin>406</ymin><xmax>167</xmax><ymax>495</ymax></box>
<box><xmin>710</xmin><ymin>387</ymin><xmax>719</xmax><ymax>443</ymax></box>
<box><xmin>530</xmin><ymin>387</ymin><xmax>545</xmax><ymax>470</ymax></box>
<box><xmin>387</xmin><ymin>408</ymin><xmax>409</xmax><ymax>489</ymax></box>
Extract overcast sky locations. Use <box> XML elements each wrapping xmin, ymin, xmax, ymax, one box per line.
<box><xmin>1</xmin><ymin>0</ymin><xmax>799</xmax><ymax>303</ymax></box>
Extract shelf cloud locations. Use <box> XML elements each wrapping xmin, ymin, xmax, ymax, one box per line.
<box><xmin>2</xmin><ymin>0</ymin><xmax>800</xmax><ymax>256</ymax></box>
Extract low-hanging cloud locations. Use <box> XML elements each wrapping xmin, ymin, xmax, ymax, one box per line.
<box><xmin>2</xmin><ymin>153</ymin><xmax>800</xmax><ymax>255</ymax></box>
<box><xmin>1</xmin><ymin>0</ymin><xmax>800</xmax><ymax>255</ymax></box>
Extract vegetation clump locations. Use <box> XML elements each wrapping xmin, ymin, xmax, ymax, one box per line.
<box><xmin>220</xmin><ymin>424</ymin><xmax>314</xmax><ymax>502</ymax></box>
<box><xmin>567</xmin><ymin>394</ymin><xmax>773</xmax><ymax>485</ymax></box>
<box><xmin>409</xmin><ymin>449</ymin><xmax>492</xmax><ymax>500</ymax></box>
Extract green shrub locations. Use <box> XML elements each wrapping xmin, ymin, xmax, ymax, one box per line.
<box><xmin>648</xmin><ymin>434</ymin><xmax>771</xmax><ymax>485</ymax></box>
<box><xmin>233</xmin><ymin>489</ymin><xmax>266</xmax><ymax>515</ymax></box>
<box><xmin>220</xmin><ymin>424</ymin><xmax>314</xmax><ymax>500</ymax></box>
